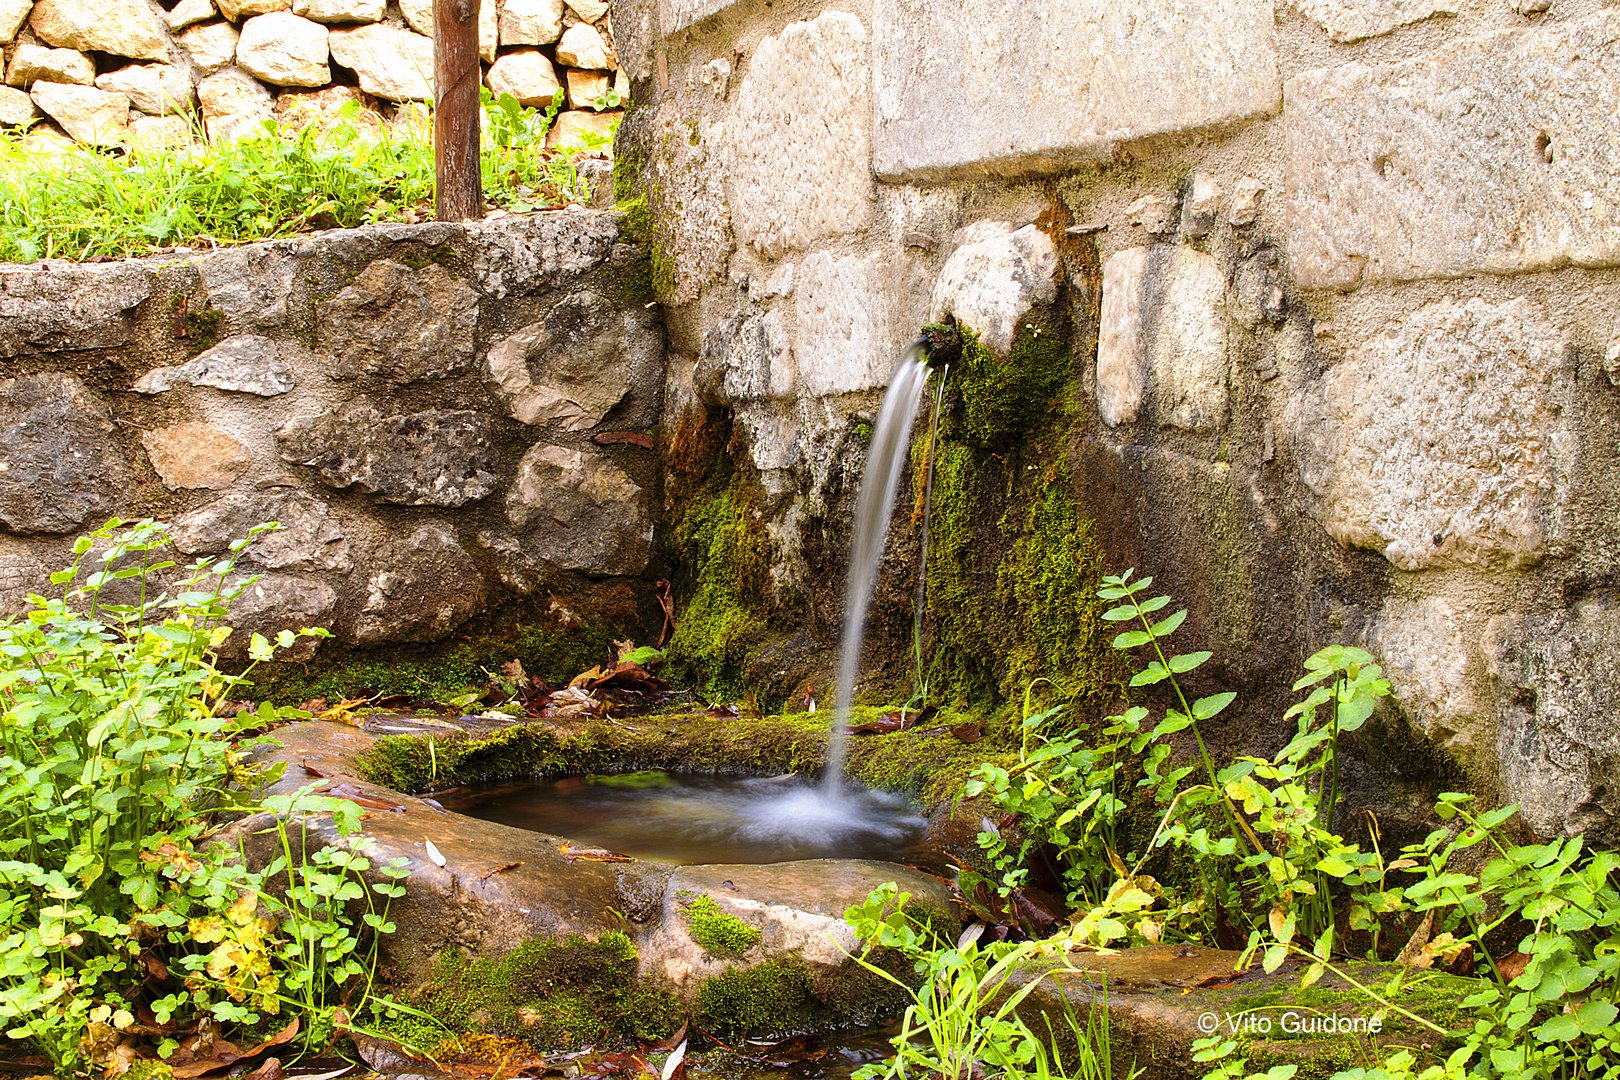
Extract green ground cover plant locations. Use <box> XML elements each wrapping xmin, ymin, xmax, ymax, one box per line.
<box><xmin>0</xmin><ymin>520</ymin><xmax>412</xmax><ymax>1075</ymax></box>
<box><xmin>0</xmin><ymin>89</ymin><xmax>600</xmax><ymax>263</ymax></box>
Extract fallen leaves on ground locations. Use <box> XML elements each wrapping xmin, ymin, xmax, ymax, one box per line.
<box><xmin>479</xmin><ymin>861</ymin><xmax>521</xmax><ymax>881</ymax></box>
<box><xmin>849</xmin><ymin>705</ymin><xmax>937</xmax><ymax>735</ymax></box>
<box><xmin>168</xmin><ymin>1017</ymin><xmax>299</xmax><ymax>1077</ymax></box>
<box><xmin>321</xmin><ymin>782</ymin><xmax>408</xmax><ymax>813</ymax></box>
<box><xmin>349</xmin><ymin>1030</ymin><xmax>448</xmax><ymax>1080</ymax></box>
<box><xmin>557</xmin><ymin>841</ymin><xmax>631</xmax><ymax>867</ymax></box>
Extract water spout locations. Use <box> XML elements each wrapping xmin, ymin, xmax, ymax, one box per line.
<box><xmin>824</xmin><ymin>341</ymin><xmax>935</xmax><ymax>794</ymax></box>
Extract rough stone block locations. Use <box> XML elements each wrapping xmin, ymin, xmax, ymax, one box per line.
<box><xmin>173</xmin><ymin>488</ymin><xmax>351</xmax><ymax>570</ymax></box>
<box><xmin>0</xmin><ymin>374</ymin><xmax>128</xmax><ymax>534</ymax></box>
<box><xmin>873</xmin><ymin>0</ymin><xmax>1279</xmax><ymax>180</ymax></box>
<box><xmin>929</xmin><ymin>222</ymin><xmax>1059</xmax><ymax>357</ymax></box>
<box><xmin>505</xmin><ymin>443</ymin><xmax>652</xmax><ymax>575</ymax></box>
<box><xmin>350</xmin><ymin>524</ymin><xmax>484</xmax><ymax>644</ymax></box>
<box><xmin>1297</xmin><ymin>297</ymin><xmax>1570</xmax><ymax>571</ymax></box>
<box><xmin>276</xmin><ymin>404</ymin><xmax>497</xmax><ymax>507</ymax></box>
<box><xmin>1495</xmin><ymin>599</ymin><xmax>1620</xmax><ymax>841</ymax></box>
<box><xmin>1286</xmin><ymin>12</ymin><xmax>1620</xmax><ymax>289</ymax></box>
<box><xmin>134</xmin><ymin>334</ymin><xmax>296</xmax><ymax>396</ymax></box>
<box><xmin>728</xmin><ymin>11</ymin><xmax>872</xmax><ymax>259</ymax></box>
<box><xmin>486</xmin><ymin>290</ymin><xmax>659</xmax><ymax>429</ymax></box>
<box><xmin>1095</xmin><ymin>245</ymin><xmax>1229</xmax><ymax>432</ymax></box>
<box><xmin>656</xmin><ymin>0</ymin><xmax>739</xmax><ymax>37</ymax></box>
<box><xmin>793</xmin><ymin>250</ymin><xmax>897</xmax><ymax>398</ymax></box>
<box><xmin>1286</xmin><ymin>0</ymin><xmax>1457</xmax><ymax>43</ymax></box>
<box><xmin>316</xmin><ymin>259</ymin><xmax>478</xmax><ymax>381</ymax></box>
<box><xmin>218</xmin><ymin>573</ymin><xmax>337</xmax><ymax>660</ymax></box>
<box><xmin>143</xmin><ymin>422</ymin><xmax>254</xmax><ymax>490</ymax></box>
<box><xmin>0</xmin><ymin>263</ymin><xmax>151</xmax><ymax>357</ymax></box>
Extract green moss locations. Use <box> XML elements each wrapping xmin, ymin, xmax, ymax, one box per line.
<box><xmin>614</xmin><ymin>189</ymin><xmax>673</xmax><ymax>300</ymax></box>
<box><xmin>246</xmin><ymin>620</ymin><xmax>618</xmax><ymax>706</ymax></box>
<box><xmin>995</xmin><ymin>469</ymin><xmax>1117</xmax><ymax>703</ymax></box>
<box><xmin>413</xmin><ymin>932</ymin><xmax>681</xmax><ymax>1052</ymax></box>
<box><xmin>664</xmin><ymin>479</ymin><xmax>770</xmax><ymax>697</ymax></box>
<box><xmin>913</xmin><ymin>318</ymin><xmax>1123</xmax><ymax>718</ymax></box>
<box><xmin>950</xmin><ymin>323</ymin><xmax>1070</xmax><ymax>448</ymax></box>
<box><xmin>684</xmin><ymin>895</ymin><xmax>763</xmax><ymax>959</ymax></box>
<box><xmin>169</xmin><ymin>293</ymin><xmax>224</xmax><ymax>355</ymax></box>
<box><xmin>695</xmin><ymin>958</ymin><xmax>823</xmax><ymax>1038</ymax></box>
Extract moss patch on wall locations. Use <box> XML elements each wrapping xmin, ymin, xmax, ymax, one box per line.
<box><xmin>354</xmin><ymin>708</ymin><xmax>1006</xmax><ymax>806</ymax></box>
<box><xmin>682</xmin><ymin>895</ymin><xmax>763</xmax><ymax>959</ymax></box>
<box><xmin>403</xmin><ymin>932</ymin><xmax>682</xmax><ymax>1051</ymax></box>
<box><xmin>246</xmin><ymin>620</ymin><xmax>620</xmax><ymax>706</ymax></box>
<box><xmin>664</xmin><ymin>475</ymin><xmax>771</xmax><ymax>698</ymax></box>
<box><xmin>914</xmin><ymin>320</ymin><xmax>1125</xmax><ymax>719</ymax></box>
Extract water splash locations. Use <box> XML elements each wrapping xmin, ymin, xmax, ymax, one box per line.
<box><xmin>824</xmin><ymin>343</ymin><xmax>935</xmax><ymax>794</ymax></box>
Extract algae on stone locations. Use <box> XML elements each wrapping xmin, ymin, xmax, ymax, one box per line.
<box><xmin>683</xmin><ymin>894</ymin><xmax>763</xmax><ymax>959</ymax></box>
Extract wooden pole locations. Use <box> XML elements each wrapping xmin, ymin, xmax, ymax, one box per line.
<box><xmin>433</xmin><ymin>0</ymin><xmax>482</xmax><ymax>221</ymax></box>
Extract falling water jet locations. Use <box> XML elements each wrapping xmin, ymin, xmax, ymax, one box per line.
<box><xmin>823</xmin><ymin>340</ymin><xmax>938</xmax><ymax>795</ymax></box>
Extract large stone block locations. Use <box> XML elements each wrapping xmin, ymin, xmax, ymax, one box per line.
<box><xmin>793</xmin><ymin>250</ymin><xmax>897</xmax><ymax>398</ymax></box>
<box><xmin>1285</xmin><ymin>12</ymin><xmax>1620</xmax><ymax>290</ymax></box>
<box><xmin>1297</xmin><ymin>297</ymin><xmax>1570</xmax><ymax>571</ymax></box>
<box><xmin>0</xmin><ymin>374</ymin><xmax>128</xmax><ymax>534</ymax></box>
<box><xmin>142</xmin><ymin>422</ymin><xmax>255</xmax><ymax>490</ymax></box>
<box><xmin>873</xmin><ymin>0</ymin><xmax>1279</xmax><ymax>180</ymax></box>
<box><xmin>504</xmin><ymin>443</ymin><xmax>652</xmax><ymax>575</ymax></box>
<box><xmin>728</xmin><ymin>11</ymin><xmax>872</xmax><ymax>259</ymax></box>
<box><xmin>0</xmin><ymin>263</ymin><xmax>151</xmax><ymax>357</ymax></box>
<box><xmin>1494</xmin><ymin>599</ymin><xmax>1620</xmax><ymax>841</ymax></box>
<box><xmin>276</xmin><ymin>404</ymin><xmax>498</xmax><ymax>507</ymax></box>
<box><xmin>349</xmin><ymin>524</ymin><xmax>485</xmax><ymax>644</ymax></box>
<box><xmin>172</xmin><ymin>488</ymin><xmax>351</xmax><ymax>571</ymax></box>
<box><xmin>656</xmin><ymin>0</ymin><xmax>738</xmax><ymax>37</ymax></box>
<box><xmin>30</xmin><ymin>0</ymin><xmax>168</xmax><ymax>61</ymax></box>
<box><xmin>133</xmin><ymin>334</ymin><xmax>296</xmax><ymax>396</ymax></box>
<box><xmin>1095</xmin><ymin>245</ymin><xmax>1229</xmax><ymax>432</ymax></box>
<box><xmin>486</xmin><ymin>290</ymin><xmax>660</xmax><ymax>429</ymax></box>
<box><xmin>316</xmin><ymin>259</ymin><xmax>478</xmax><ymax>381</ymax></box>
<box><xmin>929</xmin><ymin>222</ymin><xmax>1059</xmax><ymax>358</ymax></box>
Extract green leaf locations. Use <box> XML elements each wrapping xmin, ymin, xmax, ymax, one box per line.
<box><xmin>1101</xmin><ymin>605</ymin><xmax>1137</xmax><ymax>622</ymax></box>
<box><xmin>1536</xmin><ymin>1014</ymin><xmax>1581</xmax><ymax>1042</ymax></box>
<box><xmin>1130</xmin><ymin>663</ymin><xmax>1171</xmax><ymax>687</ymax></box>
<box><xmin>1113</xmin><ymin>630</ymin><xmax>1151</xmax><ymax>650</ymax></box>
<box><xmin>1192</xmin><ymin>692</ymin><xmax>1236</xmax><ymax>720</ymax></box>
<box><xmin>1262</xmin><ymin>943</ymin><xmax>1287</xmax><ymax>973</ymax></box>
<box><xmin>1149</xmin><ymin>609</ymin><xmax>1187</xmax><ymax>637</ymax></box>
<box><xmin>1577</xmin><ymin>999</ymin><xmax>1618</xmax><ymax>1034</ymax></box>
<box><xmin>1169</xmin><ymin>651</ymin><xmax>1211</xmax><ymax>673</ymax></box>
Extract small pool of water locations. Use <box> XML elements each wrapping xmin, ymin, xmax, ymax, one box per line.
<box><xmin>445</xmin><ymin>772</ymin><xmax>928</xmax><ymax>865</ymax></box>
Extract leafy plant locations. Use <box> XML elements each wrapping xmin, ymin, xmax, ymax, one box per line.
<box><xmin>0</xmin><ymin>520</ymin><xmax>411</xmax><ymax>1073</ymax></box>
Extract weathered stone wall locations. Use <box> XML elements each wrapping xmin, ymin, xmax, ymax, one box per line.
<box><xmin>0</xmin><ymin>0</ymin><xmax>623</xmax><ymax>151</ymax></box>
<box><xmin>613</xmin><ymin>0</ymin><xmax>1620</xmax><ymax>841</ymax></box>
<box><xmin>0</xmin><ymin>209</ymin><xmax>664</xmax><ymax>675</ymax></box>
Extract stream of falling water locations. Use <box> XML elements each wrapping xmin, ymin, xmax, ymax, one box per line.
<box><xmin>823</xmin><ymin>342</ymin><xmax>935</xmax><ymax>794</ymax></box>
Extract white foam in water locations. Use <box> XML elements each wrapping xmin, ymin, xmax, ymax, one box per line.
<box><xmin>460</xmin><ymin>773</ymin><xmax>926</xmax><ymax>865</ymax></box>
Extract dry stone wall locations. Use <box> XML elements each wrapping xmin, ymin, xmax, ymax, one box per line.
<box><xmin>0</xmin><ymin>208</ymin><xmax>663</xmax><ymax>662</ymax></box>
<box><xmin>0</xmin><ymin>0</ymin><xmax>624</xmax><ymax>150</ymax></box>
<box><xmin>615</xmin><ymin>0</ymin><xmax>1620</xmax><ymax>841</ymax></box>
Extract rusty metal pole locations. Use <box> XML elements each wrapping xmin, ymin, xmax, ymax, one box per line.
<box><xmin>433</xmin><ymin>0</ymin><xmax>482</xmax><ymax>221</ymax></box>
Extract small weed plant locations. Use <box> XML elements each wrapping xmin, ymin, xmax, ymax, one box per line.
<box><xmin>0</xmin><ymin>520</ymin><xmax>413</xmax><ymax>1074</ymax></box>
<box><xmin>845</xmin><ymin>884</ymin><xmax>1134</xmax><ymax>1080</ymax></box>
<box><xmin>0</xmin><ymin>89</ymin><xmax>594</xmax><ymax>263</ymax></box>
<box><xmin>852</xmin><ymin>568</ymin><xmax>1620</xmax><ymax>1080</ymax></box>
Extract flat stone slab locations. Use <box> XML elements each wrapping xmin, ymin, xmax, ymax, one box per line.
<box><xmin>1285</xmin><ymin>10</ymin><xmax>1620</xmax><ymax>289</ymax></box>
<box><xmin>873</xmin><ymin>0</ymin><xmax>1279</xmax><ymax>180</ymax></box>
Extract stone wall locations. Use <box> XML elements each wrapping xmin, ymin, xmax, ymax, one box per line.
<box><xmin>613</xmin><ymin>0</ymin><xmax>1620</xmax><ymax>841</ymax></box>
<box><xmin>0</xmin><ymin>0</ymin><xmax>623</xmax><ymax>150</ymax></box>
<box><xmin>0</xmin><ymin>209</ymin><xmax>663</xmax><ymax>676</ymax></box>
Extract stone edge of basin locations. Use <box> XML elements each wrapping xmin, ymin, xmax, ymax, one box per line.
<box><xmin>253</xmin><ymin>718</ymin><xmax>961</xmax><ymax>1010</ymax></box>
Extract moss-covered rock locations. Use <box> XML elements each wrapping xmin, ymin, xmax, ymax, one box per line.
<box><xmin>683</xmin><ymin>894</ymin><xmax>763</xmax><ymax>959</ymax></box>
<box><xmin>664</xmin><ymin>478</ymin><xmax>771</xmax><ymax>697</ymax></box>
<box><xmin>353</xmin><ymin>707</ymin><xmax>1007</xmax><ymax>807</ymax></box>
<box><xmin>694</xmin><ymin>958</ymin><xmax>824</xmax><ymax>1038</ymax></box>
<box><xmin>408</xmin><ymin>932</ymin><xmax>683</xmax><ymax>1051</ymax></box>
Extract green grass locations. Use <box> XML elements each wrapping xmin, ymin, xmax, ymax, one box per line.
<box><xmin>0</xmin><ymin>90</ymin><xmax>606</xmax><ymax>263</ymax></box>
